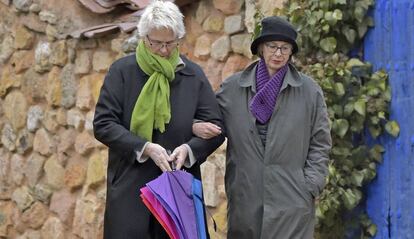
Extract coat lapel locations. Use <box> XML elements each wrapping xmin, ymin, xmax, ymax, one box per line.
<box><xmin>238</xmin><ymin>61</ymin><xmax>265</xmax><ymax>155</ymax></box>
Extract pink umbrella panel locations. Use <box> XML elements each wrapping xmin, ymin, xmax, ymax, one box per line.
<box><xmin>140</xmin><ymin>186</ymin><xmax>180</xmax><ymax>239</ymax></box>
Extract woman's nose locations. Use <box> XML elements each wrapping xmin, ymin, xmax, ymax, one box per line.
<box><xmin>159</xmin><ymin>45</ymin><xmax>169</xmax><ymax>56</ymax></box>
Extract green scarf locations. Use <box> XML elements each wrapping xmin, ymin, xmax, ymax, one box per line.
<box><xmin>131</xmin><ymin>40</ymin><xmax>179</xmax><ymax>141</ymax></box>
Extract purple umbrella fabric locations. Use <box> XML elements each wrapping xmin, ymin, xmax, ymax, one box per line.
<box><xmin>145</xmin><ymin>170</ymin><xmax>200</xmax><ymax>239</ymax></box>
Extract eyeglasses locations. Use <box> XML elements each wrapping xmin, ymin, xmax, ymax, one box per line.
<box><xmin>146</xmin><ymin>35</ymin><xmax>179</xmax><ymax>50</ymax></box>
<box><xmin>264</xmin><ymin>43</ymin><xmax>292</xmax><ymax>55</ymax></box>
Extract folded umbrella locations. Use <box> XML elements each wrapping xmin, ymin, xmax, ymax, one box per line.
<box><xmin>142</xmin><ymin>170</ymin><xmax>208</xmax><ymax>239</ymax></box>
<box><xmin>146</xmin><ymin>171</ymin><xmax>197</xmax><ymax>239</ymax></box>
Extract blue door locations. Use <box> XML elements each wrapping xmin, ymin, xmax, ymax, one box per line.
<box><xmin>364</xmin><ymin>1</ymin><xmax>414</xmax><ymax>238</ymax></box>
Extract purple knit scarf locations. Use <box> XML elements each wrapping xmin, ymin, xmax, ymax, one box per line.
<box><xmin>250</xmin><ymin>59</ymin><xmax>288</xmax><ymax>124</ymax></box>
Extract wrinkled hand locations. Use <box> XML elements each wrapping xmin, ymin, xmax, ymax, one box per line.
<box><xmin>168</xmin><ymin>145</ymin><xmax>188</xmax><ymax>170</ymax></box>
<box><xmin>144</xmin><ymin>143</ymin><xmax>172</xmax><ymax>172</ymax></box>
<box><xmin>192</xmin><ymin>122</ymin><xmax>221</xmax><ymax>139</ymax></box>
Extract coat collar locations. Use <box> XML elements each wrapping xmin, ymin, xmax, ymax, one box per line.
<box><xmin>177</xmin><ymin>56</ymin><xmax>196</xmax><ymax>76</ymax></box>
<box><xmin>137</xmin><ymin>55</ymin><xmax>195</xmax><ymax>77</ymax></box>
<box><xmin>239</xmin><ymin>60</ymin><xmax>303</xmax><ymax>92</ymax></box>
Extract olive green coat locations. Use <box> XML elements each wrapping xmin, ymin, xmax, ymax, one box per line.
<box><xmin>217</xmin><ymin>62</ymin><xmax>331</xmax><ymax>239</ymax></box>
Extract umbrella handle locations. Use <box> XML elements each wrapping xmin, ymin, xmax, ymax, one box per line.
<box><xmin>167</xmin><ymin>150</ymin><xmax>176</xmax><ymax>170</ymax></box>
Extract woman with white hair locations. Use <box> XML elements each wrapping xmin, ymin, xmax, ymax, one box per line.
<box><xmin>93</xmin><ymin>1</ymin><xmax>224</xmax><ymax>238</ymax></box>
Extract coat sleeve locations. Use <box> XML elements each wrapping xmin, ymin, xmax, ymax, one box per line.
<box><xmin>304</xmin><ymin>88</ymin><xmax>332</xmax><ymax>198</ymax></box>
<box><xmin>186</xmin><ymin>72</ymin><xmax>225</xmax><ymax>163</ymax></box>
<box><xmin>93</xmin><ymin>63</ymin><xmax>147</xmax><ymax>157</ymax></box>
<box><xmin>215</xmin><ymin>75</ymin><xmax>235</xmax><ymax>137</ymax></box>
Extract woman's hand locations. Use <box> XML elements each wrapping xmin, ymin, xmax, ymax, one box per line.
<box><xmin>144</xmin><ymin>143</ymin><xmax>172</xmax><ymax>172</ymax></box>
<box><xmin>192</xmin><ymin>122</ymin><xmax>221</xmax><ymax>139</ymax></box>
<box><xmin>168</xmin><ymin>145</ymin><xmax>188</xmax><ymax>170</ymax></box>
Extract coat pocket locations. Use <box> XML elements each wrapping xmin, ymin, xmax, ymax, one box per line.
<box><xmin>296</xmin><ymin>169</ymin><xmax>314</xmax><ymax>202</ymax></box>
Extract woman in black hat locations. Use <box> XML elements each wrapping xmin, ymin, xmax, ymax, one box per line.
<box><xmin>193</xmin><ymin>16</ymin><xmax>332</xmax><ymax>239</ymax></box>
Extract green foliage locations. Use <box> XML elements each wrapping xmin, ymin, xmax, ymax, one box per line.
<box><xmin>252</xmin><ymin>5</ymin><xmax>264</xmax><ymax>42</ymax></box>
<box><xmin>256</xmin><ymin>0</ymin><xmax>400</xmax><ymax>238</ymax></box>
<box><xmin>280</xmin><ymin>0</ymin><xmax>375</xmax><ymax>57</ymax></box>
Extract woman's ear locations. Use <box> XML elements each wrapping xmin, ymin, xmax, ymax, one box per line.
<box><xmin>289</xmin><ymin>55</ymin><xmax>295</xmax><ymax>63</ymax></box>
<box><xmin>257</xmin><ymin>45</ymin><xmax>263</xmax><ymax>58</ymax></box>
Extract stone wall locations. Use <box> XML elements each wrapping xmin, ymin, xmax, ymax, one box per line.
<box><xmin>0</xmin><ymin>0</ymin><xmax>284</xmax><ymax>238</ymax></box>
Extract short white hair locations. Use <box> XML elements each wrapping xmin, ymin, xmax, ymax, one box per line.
<box><xmin>137</xmin><ymin>0</ymin><xmax>186</xmax><ymax>39</ymax></box>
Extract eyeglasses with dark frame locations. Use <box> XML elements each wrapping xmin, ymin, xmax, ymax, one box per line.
<box><xmin>146</xmin><ymin>35</ymin><xmax>180</xmax><ymax>50</ymax></box>
<box><xmin>264</xmin><ymin>43</ymin><xmax>292</xmax><ymax>55</ymax></box>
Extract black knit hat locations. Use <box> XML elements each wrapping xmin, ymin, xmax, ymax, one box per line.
<box><xmin>251</xmin><ymin>16</ymin><xmax>298</xmax><ymax>55</ymax></box>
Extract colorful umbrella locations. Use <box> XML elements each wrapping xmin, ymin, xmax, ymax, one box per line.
<box><xmin>140</xmin><ymin>170</ymin><xmax>208</xmax><ymax>239</ymax></box>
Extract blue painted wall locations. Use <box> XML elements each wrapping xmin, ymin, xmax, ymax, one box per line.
<box><xmin>364</xmin><ymin>0</ymin><xmax>414</xmax><ymax>238</ymax></box>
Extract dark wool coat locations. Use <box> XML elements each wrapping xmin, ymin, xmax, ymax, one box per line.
<box><xmin>217</xmin><ymin>62</ymin><xmax>332</xmax><ymax>239</ymax></box>
<box><xmin>93</xmin><ymin>54</ymin><xmax>224</xmax><ymax>239</ymax></box>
